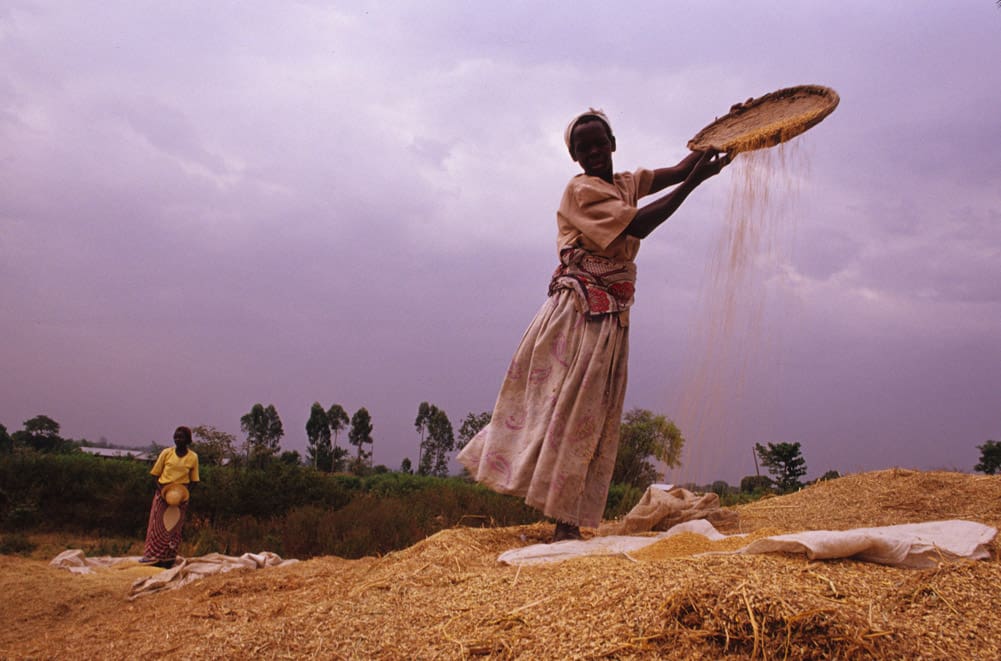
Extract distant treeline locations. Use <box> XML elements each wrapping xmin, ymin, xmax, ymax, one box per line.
<box><xmin>0</xmin><ymin>406</ymin><xmax>490</xmax><ymax>478</ymax></box>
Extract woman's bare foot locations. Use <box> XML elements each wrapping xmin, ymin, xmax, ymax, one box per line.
<box><xmin>553</xmin><ymin>521</ymin><xmax>582</xmax><ymax>542</ymax></box>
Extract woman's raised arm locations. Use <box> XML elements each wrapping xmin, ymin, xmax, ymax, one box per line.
<box><xmin>625</xmin><ymin>150</ymin><xmax>730</xmax><ymax>239</ymax></box>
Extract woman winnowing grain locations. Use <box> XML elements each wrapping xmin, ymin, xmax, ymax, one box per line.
<box><xmin>457</xmin><ymin>109</ymin><xmax>729</xmax><ymax>542</ymax></box>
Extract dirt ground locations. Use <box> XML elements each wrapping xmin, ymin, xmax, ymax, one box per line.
<box><xmin>2</xmin><ymin>469</ymin><xmax>1000</xmax><ymax>660</ymax></box>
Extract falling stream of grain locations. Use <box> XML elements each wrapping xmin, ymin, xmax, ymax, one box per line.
<box><xmin>666</xmin><ymin>141</ymin><xmax>809</xmax><ymax>486</ymax></box>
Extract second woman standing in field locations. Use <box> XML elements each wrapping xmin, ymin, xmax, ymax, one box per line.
<box><xmin>140</xmin><ymin>425</ymin><xmax>200</xmax><ymax>566</ymax></box>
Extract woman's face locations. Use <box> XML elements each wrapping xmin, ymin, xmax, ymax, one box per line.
<box><xmin>571</xmin><ymin>120</ymin><xmax>615</xmax><ymax>180</ymax></box>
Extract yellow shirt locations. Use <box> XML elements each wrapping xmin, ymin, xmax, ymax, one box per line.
<box><xmin>151</xmin><ymin>448</ymin><xmax>200</xmax><ymax>485</ymax></box>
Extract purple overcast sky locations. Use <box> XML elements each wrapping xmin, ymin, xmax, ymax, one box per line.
<box><xmin>2</xmin><ymin>1</ymin><xmax>999</xmax><ymax>485</ymax></box>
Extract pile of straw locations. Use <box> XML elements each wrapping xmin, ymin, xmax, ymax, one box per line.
<box><xmin>2</xmin><ymin>469</ymin><xmax>999</xmax><ymax>659</ymax></box>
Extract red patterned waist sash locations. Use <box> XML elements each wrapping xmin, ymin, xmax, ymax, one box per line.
<box><xmin>548</xmin><ymin>246</ymin><xmax>636</xmax><ymax>325</ymax></box>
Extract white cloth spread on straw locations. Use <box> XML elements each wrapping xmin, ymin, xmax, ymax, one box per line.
<box><xmin>50</xmin><ymin>550</ymin><xmax>298</xmax><ymax>598</ymax></box>
<box><xmin>497</xmin><ymin>519</ymin><xmax>997</xmax><ymax>569</ymax></box>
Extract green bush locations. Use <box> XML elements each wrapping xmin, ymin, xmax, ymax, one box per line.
<box><xmin>4</xmin><ymin>503</ymin><xmax>40</xmax><ymax>530</ymax></box>
<box><xmin>82</xmin><ymin>536</ymin><xmax>136</xmax><ymax>557</ymax></box>
<box><xmin>0</xmin><ymin>532</ymin><xmax>36</xmax><ymax>555</ymax></box>
<box><xmin>605</xmin><ymin>483</ymin><xmax>645</xmax><ymax>519</ymax></box>
<box><xmin>740</xmin><ymin>475</ymin><xmax>774</xmax><ymax>494</ymax></box>
<box><xmin>719</xmin><ymin>491</ymin><xmax>767</xmax><ymax>506</ymax></box>
<box><xmin>0</xmin><ymin>453</ymin><xmax>150</xmax><ymax>535</ymax></box>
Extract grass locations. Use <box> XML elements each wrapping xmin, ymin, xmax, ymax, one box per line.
<box><xmin>2</xmin><ymin>531</ymin><xmax>143</xmax><ymax>560</ymax></box>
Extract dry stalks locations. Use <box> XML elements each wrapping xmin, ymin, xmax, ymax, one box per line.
<box><xmin>2</xmin><ymin>470</ymin><xmax>999</xmax><ymax>660</ymax></box>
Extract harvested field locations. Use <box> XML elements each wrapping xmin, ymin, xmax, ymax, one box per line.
<box><xmin>2</xmin><ymin>469</ymin><xmax>1000</xmax><ymax>660</ymax></box>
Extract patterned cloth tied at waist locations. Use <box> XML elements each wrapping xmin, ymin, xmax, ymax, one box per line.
<box><xmin>548</xmin><ymin>246</ymin><xmax>637</xmax><ymax>326</ymax></box>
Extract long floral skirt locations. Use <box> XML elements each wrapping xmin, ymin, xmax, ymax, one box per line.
<box><xmin>143</xmin><ymin>489</ymin><xmax>188</xmax><ymax>561</ymax></box>
<box><xmin>457</xmin><ymin>289</ymin><xmax>629</xmax><ymax>527</ymax></box>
